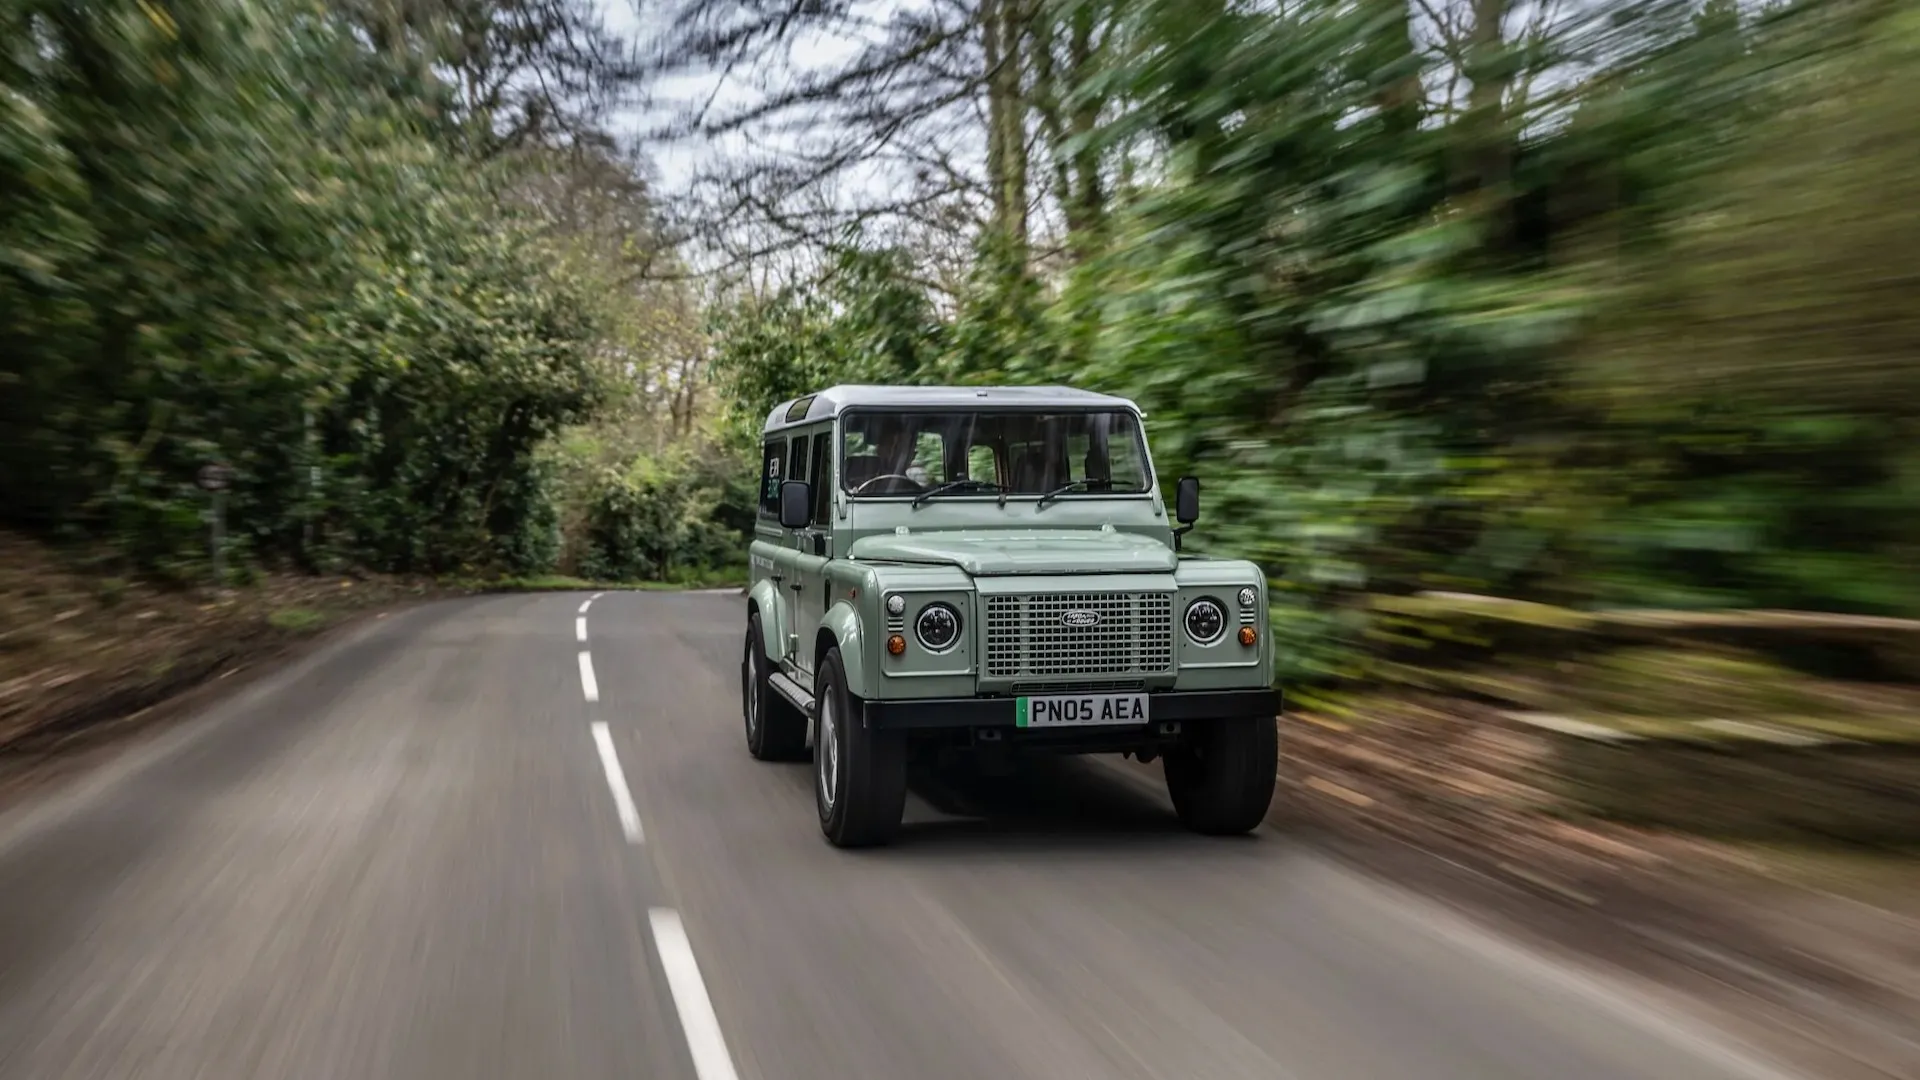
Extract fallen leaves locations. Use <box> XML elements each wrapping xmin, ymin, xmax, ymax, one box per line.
<box><xmin>1304</xmin><ymin>774</ymin><xmax>1374</xmax><ymax>807</ymax></box>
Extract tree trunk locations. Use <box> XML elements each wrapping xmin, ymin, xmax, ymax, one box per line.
<box><xmin>984</xmin><ymin>0</ymin><xmax>1010</xmax><ymax>239</ymax></box>
<box><xmin>1362</xmin><ymin>0</ymin><xmax>1423</xmax><ymax>138</ymax></box>
<box><xmin>985</xmin><ymin>0</ymin><xmax>1030</xmax><ymax>260</ymax></box>
<box><xmin>1463</xmin><ymin>0</ymin><xmax>1514</xmax><ymax>249</ymax></box>
<box><xmin>1032</xmin><ymin>9</ymin><xmax>1075</xmax><ymax>238</ymax></box>
<box><xmin>1066</xmin><ymin>1</ymin><xmax>1102</xmax><ymax>244</ymax></box>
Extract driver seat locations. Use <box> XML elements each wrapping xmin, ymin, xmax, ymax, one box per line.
<box><xmin>842</xmin><ymin>454</ymin><xmax>883</xmax><ymax>490</ymax></box>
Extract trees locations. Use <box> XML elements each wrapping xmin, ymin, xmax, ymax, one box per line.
<box><xmin>646</xmin><ymin>0</ymin><xmax>1127</xmax><ymax>281</ymax></box>
<box><xmin>0</xmin><ymin>0</ymin><xmax>687</xmax><ymax>579</ymax></box>
<box><xmin>331</xmin><ymin>0</ymin><xmax>644</xmax><ymax>155</ymax></box>
<box><xmin>687</xmin><ymin>0</ymin><xmax>1920</xmax><ymax>683</ymax></box>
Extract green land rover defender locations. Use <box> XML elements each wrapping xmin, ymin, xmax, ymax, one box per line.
<box><xmin>742</xmin><ymin>385</ymin><xmax>1281</xmax><ymax>847</ymax></box>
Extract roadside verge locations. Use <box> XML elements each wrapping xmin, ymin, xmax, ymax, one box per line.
<box><xmin>0</xmin><ymin>532</ymin><xmax>741</xmax><ymax>807</ymax></box>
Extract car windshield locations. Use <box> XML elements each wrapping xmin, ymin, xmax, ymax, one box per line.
<box><xmin>840</xmin><ymin>409</ymin><xmax>1151</xmax><ymax>498</ymax></box>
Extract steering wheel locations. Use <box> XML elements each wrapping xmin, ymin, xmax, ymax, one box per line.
<box><xmin>851</xmin><ymin>473</ymin><xmax>926</xmax><ymax>495</ymax></box>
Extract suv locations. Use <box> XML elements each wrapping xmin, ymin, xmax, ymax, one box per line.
<box><xmin>742</xmin><ymin>385</ymin><xmax>1280</xmax><ymax>847</ymax></box>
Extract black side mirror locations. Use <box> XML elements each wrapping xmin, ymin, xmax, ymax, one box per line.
<box><xmin>779</xmin><ymin>479</ymin><xmax>813</xmax><ymax>530</ymax></box>
<box><xmin>1175</xmin><ymin>476</ymin><xmax>1200</xmax><ymax>526</ymax></box>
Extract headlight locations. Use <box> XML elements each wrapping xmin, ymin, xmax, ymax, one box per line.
<box><xmin>1237</xmin><ymin>586</ymin><xmax>1257</xmax><ymax>609</ymax></box>
<box><xmin>1185</xmin><ymin>598</ymin><xmax>1226</xmax><ymax>645</ymax></box>
<box><xmin>915</xmin><ymin>603</ymin><xmax>961</xmax><ymax>653</ymax></box>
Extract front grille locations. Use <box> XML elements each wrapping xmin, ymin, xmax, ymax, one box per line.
<box><xmin>985</xmin><ymin>593</ymin><xmax>1174</xmax><ymax>678</ymax></box>
<box><xmin>1011</xmin><ymin>679</ymin><xmax>1147</xmax><ymax>696</ymax></box>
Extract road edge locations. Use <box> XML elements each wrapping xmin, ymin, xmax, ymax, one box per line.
<box><xmin>1083</xmin><ymin>754</ymin><xmax>1823</xmax><ymax>1080</ymax></box>
<box><xmin>0</xmin><ymin>597</ymin><xmax>456</xmax><ymax>852</ymax></box>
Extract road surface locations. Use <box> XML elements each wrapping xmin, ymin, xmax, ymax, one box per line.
<box><xmin>0</xmin><ymin>592</ymin><xmax>1803</xmax><ymax>1079</ymax></box>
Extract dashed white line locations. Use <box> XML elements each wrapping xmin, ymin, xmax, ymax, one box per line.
<box><xmin>577</xmin><ymin>650</ymin><xmax>600</xmax><ymax>702</ymax></box>
<box><xmin>649</xmin><ymin>909</ymin><xmax>741</xmax><ymax>1080</ymax></box>
<box><xmin>571</xmin><ymin>597</ymin><xmax>732</xmax><ymax>1080</ymax></box>
<box><xmin>589</xmin><ymin>721</ymin><xmax>643</xmax><ymax>843</ymax></box>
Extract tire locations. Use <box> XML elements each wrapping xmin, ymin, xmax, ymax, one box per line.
<box><xmin>1164</xmin><ymin>716</ymin><xmax>1278</xmax><ymax>836</ymax></box>
<box><xmin>743</xmin><ymin>613</ymin><xmax>807</xmax><ymax>761</ymax></box>
<box><xmin>814</xmin><ymin>647</ymin><xmax>908</xmax><ymax>848</ymax></box>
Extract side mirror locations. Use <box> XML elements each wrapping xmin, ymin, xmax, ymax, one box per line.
<box><xmin>1175</xmin><ymin>476</ymin><xmax>1200</xmax><ymax>526</ymax></box>
<box><xmin>779</xmin><ymin>479</ymin><xmax>813</xmax><ymax>530</ymax></box>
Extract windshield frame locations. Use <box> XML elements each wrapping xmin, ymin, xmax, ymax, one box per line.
<box><xmin>836</xmin><ymin>405</ymin><xmax>1158</xmax><ymax>502</ymax></box>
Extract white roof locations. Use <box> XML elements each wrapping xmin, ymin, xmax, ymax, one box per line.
<box><xmin>762</xmin><ymin>384</ymin><xmax>1139</xmax><ymax>433</ymax></box>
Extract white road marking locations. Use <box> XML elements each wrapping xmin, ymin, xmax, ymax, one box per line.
<box><xmin>576</xmin><ymin>616</ymin><xmax>588</xmax><ymax>642</ymax></box>
<box><xmin>591</xmin><ymin>591</ymin><xmax>605</xmax><ymax>600</ymax></box>
<box><xmin>589</xmin><ymin>721</ymin><xmax>643</xmax><ymax>843</ymax></box>
<box><xmin>578</xmin><ymin>598</ymin><xmax>593</xmax><ymax>614</ymax></box>
<box><xmin>649</xmin><ymin>908</ymin><xmax>741</xmax><ymax>1080</ymax></box>
<box><xmin>578</xmin><ymin>650</ymin><xmax>600</xmax><ymax>702</ymax></box>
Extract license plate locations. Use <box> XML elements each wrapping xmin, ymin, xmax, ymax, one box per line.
<box><xmin>1015</xmin><ymin>693</ymin><xmax>1149</xmax><ymax>728</ymax></box>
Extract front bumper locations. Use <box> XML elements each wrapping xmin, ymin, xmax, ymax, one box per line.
<box><xmin>860</xmin><ymin>687</ymin><xmax>1280</xmax><ymax>731</ymax></box>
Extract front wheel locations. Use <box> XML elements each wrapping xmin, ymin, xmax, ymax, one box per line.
<box><xmin>1164</xmin><ymin>716</ymin><xmax>1278</xmax><ymax>836</ymax></box>
<box><xmin>814</xmin><ymin>647</ymin><xmax>908</xmax><ymax>848</ymax></box>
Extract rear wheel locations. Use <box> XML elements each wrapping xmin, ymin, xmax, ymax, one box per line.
<box><xmin>814</xmin><ymin>647</ymin><xmax>908</xmax><ymax>848</ymax></box>
<box><xmin>1164</xmin><ymin>716</ymin><xmax>1278</xmax><ymax>835</ymax></box>
<box><xmin>742</xmin><ymin>613</ymin><xmax>807</xmax><ymax>761</ymax></box>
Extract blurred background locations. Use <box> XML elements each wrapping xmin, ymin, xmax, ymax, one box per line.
<box><xmin>7</xmin><ymin>0</ymin><xmax>1919</xmax><ymax>656</ymax></box>
<box><xmin>3</xmin><ymin>0</ymin><xmax>1919</xmax><ymax>1068</ymax></box>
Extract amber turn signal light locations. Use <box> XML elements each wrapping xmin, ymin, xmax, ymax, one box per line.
<box><xmin>887</xmin><ymin>634</ymin><xmax>907</xmax><ymax>656</ymax></box>
<box><xmin>1238</xmin><ymin>626</ymin><xmax>1258</xmax><ymax>647</ymax></box>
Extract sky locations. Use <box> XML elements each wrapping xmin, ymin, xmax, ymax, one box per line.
<box><xmin>596</xmin><ymin>0</ymin><xmax>874</xmax><ymax>197</ymax></box>
<box><xmin>596</xmin><ymin>0</ymin><xmax>708</xmax><ymax>191</ymax></box>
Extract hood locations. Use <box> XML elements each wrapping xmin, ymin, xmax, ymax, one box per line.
<box><xmin>847</xmin><ymin>529</ymin><xmax>1177</xmax><ymax>576</ymax></box>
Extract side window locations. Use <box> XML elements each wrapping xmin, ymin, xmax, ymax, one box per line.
<box><xmin>909</xmin><ymin>431</ymin><xmax>946</xmax><ymax>485</ymax></box>
<box><xmin>789</xmin><ymin>435</ymin><xmax>810</xmax><ymax>485</ymax></box>
<box><xmin>759</xmin><ymin>440</ymin><xmax>783</xmax><ymax>517</ymax></box>
<box><xmin>1006</xmin><ymin>441</ymin><xmax>1036</xmax><ymax>490</ymax></box>
<box><xmin>809</xmin><ymin>432</ymin><xmax>833</xmax><ymax>523</ymax></box>
<box><xmin>1069</xmin><ymin>420</ymin><xmax>1147</xmax><ymax>490</ymax></box>
<box><xmin>1106</xmin><ymin>434</ymin><xmax>1147</xmax><ymax>489</ymax></box>
<box><xmin>967</xmin><ymin>445</ymin><xmax>998</xmax><ymax>485</ymax></box>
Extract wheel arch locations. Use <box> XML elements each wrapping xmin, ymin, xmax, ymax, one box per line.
<box><xmin>746</xmin><ymin>578</ymin><xmax>786</xmax><ymax>662</ymax></box>
<box><xmin>815</xmin><ymin>600</ymin><xmax>868</xmax><ymax>698</ymax></box>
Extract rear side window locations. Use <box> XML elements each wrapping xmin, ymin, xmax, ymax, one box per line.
<box><xmin>758</xmin><ymin>441</ymin><xmax>783</xmax><ymax>517</ymax></box>
<box><xmin>789</xmin><ymin>435</ymin><xmax>810</xmax><ymax>485</ymax></box>
<box><xmin>809</xmin><ymin>432</ymin><xmax>833</xmax><ymax>522</ymax></box>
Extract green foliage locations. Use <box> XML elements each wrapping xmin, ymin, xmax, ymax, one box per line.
<box><xmin>573</xmin><ymin>451</ymin><xmax>741</xmax><ymax>582</ymax></box>
<box><xmin>705</xmin><ymin>244</ymin><xmax>948</xmax><ymax>445</ymax></box>
<box><xmin>698</xmin><ymin>0</ymin><xmax>1920</xmax><ymax>690</ymax></box>
<box><xmin>0</xmin><ymin>0</ymin><xmax>613</xmax><ymax>579</ymax></box>
<box><xmin>946</xmin><ymin>231</ymin><xmax>1061</xmax><ymax>383</ymax></box>
<box><xmin>267</xmin><ymin>607</ymin><xmax>328</xmax><ymax>634</ymax></box>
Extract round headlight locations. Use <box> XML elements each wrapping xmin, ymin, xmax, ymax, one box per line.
<box><xmin>916</xmin><ymin>603</ymin><xmax>961</xmax><ymax>653</ymax></box>
<box><xmin>1185</xmin><ymin>598</ymin><xmax>1226</xmax><ymax>645</ymax></box>
<box><xmin>886</xmin><ymin>593</ymin><xmax>906</xmax><ymax>617</ymax></box>
<box><xmin>1237</xmin><ymin>586</ymin><xmax>1257</xmax><ymax>609</ymax></box>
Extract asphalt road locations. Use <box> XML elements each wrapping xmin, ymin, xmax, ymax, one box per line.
<box><xmin>0</xmin><ymin>592</ymin><xmax>1807</xmax><ymax>1080</ymax></box>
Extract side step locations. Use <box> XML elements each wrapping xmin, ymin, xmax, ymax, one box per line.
<box><xmin>769</xmin><ymin>671</ymin><xmax>816</xmax><ymax>718</ymax></box>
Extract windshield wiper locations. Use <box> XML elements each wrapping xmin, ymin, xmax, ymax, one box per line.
<box><xmin>1036</xmin><ymin>479</ymin><xmax>1097</xmax><ymax>509</ymax></box>
<box><xmin>911</xmin><ymin>478</ymin><xmax>1008</xmax><ymax>508</ymax></box>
